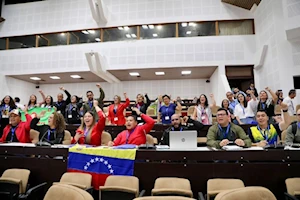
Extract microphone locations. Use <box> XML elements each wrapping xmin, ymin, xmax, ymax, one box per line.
<box><xmin>36</xmin><ymin>130</ymin><xmax>52</xmax><ymax>146</ymax></box>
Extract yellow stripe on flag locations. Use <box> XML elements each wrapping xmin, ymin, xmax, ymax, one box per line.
<box><xmin>69</xmin><ymin>145</ymin><xmax>136</xmax><ymax>160</ymax></box>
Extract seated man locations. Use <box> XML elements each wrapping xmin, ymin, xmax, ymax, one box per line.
<box><xmin>108</xmin><ymin>107</ymin><xmax>155</xmax><ymax>146</ymax></box>
<box><xmin>0</xmin><ymin>109</ymin><xmax>32</xmax><ymax>143</ymax></box>
<box><xmin>248</xmin><ymin>103</ymin><xmax>290</xmax><ymax>147</ymax></box>
<box><xmin>206</xmin><ymin>108</ymin><xmax>251</xmax><ymax>149</ymax></box>
<box><xmin>160</xmin><ymin>114</ymin><xmax>204</xmax><ymax>145</ymax></box>
<box><xmin>286</xmin><ymin>108</ymin><xmax>300</xmax><ymax>144</ymax></box>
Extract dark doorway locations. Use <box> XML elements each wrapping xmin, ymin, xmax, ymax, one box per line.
<box><xmin>226</xmin><ymin>65</ymin><xmax>254</xmax><ymax>92</ymax></box>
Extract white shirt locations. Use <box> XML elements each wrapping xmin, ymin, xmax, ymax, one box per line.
<box><xmin>283</xmin><ymin>96</ymin><xmax>294</xmax><ymax>116</ymax></box>
<box><xmin>234</xmin><ymin>99</ymin><xmax>257</xmax><ymax>119</ymax></box>
<box><xmin>16</xmin><ymin>103</ymin><xmax>25</xmax><ymax>110</ymax></box>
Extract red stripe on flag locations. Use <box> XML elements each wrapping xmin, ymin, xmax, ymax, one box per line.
<box><xmin>68</xmin><ymin>169</ymin><xmax>110</xmax><ymax>190</ymax></box>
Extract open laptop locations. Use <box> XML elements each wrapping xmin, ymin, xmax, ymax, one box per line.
<box><xmin>169</xmin><ymin>131</ymin><xmax>197</xmax><ymax>150</ymax></box>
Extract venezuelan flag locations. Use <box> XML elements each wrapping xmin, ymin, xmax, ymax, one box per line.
<box><xmin>68</xmin><ymin>145</ymin><xmax>136</xmax><ymax>189</ymax></box>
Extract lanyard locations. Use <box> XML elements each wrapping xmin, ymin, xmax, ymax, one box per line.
<box><xmin>47</xmin><ymin>129</ymin><xmax>55</xmax><ymax>141</ymax></box>
<box><xmin>10</xmin><ymin>126</ymin><xmax>18</xmax><ymax>142</ymax></box>
<box><xmin>240</xmin><ymin>104</ymin><xmax>245</xmax><ymax>115</ymax></box>
<box><xmin>88</xmin><ymin>101</ymin><xmax>93</xmax><ymax>109</ymax></box>
<box><xmin>257</xmin><ymin>125</ymin><xmax>270</xmax><ymax>141</ymax></box>
<box><xmin>113</xmin><ymin>105</ymin><xmax>118</xmax><ymax>115</ymax></box>
<box><xmin>56</xmin><ymin>102</ymin><xmax>62</xmax><ymax>107</ymax></box>
<box><xmin>201</xmin><ymin>106</ymin><xmax>206</xmax><ymax>115</ymax></box>
<box><xmin>261</xmin><ymin>102</ymin><xmax>266</xmax><ymax>110</ymax></box>
<box><xmin>218</xmin><ymin>124</ymin><xmax>230</xmax><ymax>139</ymax></box>
<box><xmin>171</xmin><ymin>127</ymin><xmax>183</xmax><ymax>131</ymax></box>
<box><xmin>83</xmin><ymin>128</ymin><xmax>89</xmax><ymax>137</ymax></box>
<box><xmin>229</xmin><ymin>101</ymin><xmax>235</xmax><ymax>107</ymax></box>
<box><xmin>69</xmin><ymin>104</ymin><xmax>73</xmax><ymax>111</ymax></box>
<box><xmin>298</xmin><ymin>122</ymin><xmax>300</xmax><ymax>129</ymax></box>
<box><xmin>165</xmin><ymin>107</ymin><xmax>169</xmax><ymax>116</ymax></box>
<box><xmin>126</xmin><ymin>128</ymin><xmax>136</xmax><ymax>144</ymax></box>
<box><xmin>4</xmin><ymin>105</ymin><xmax>9</xmax><ymax>110</ymax></box>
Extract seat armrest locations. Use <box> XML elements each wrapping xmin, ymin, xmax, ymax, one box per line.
<box><xmin>139</xmin><ymin>190</ymin><xmax>146</xmax><ymax>197</ymax></box>
<box><xmin>198</xmin><ymin>192</ymin><xmax>205</xmax><ymax>200</ymax></box>
<box><xmin>85</xmin><ymin>187</ymin><xmax>93</xmax><ymax>195</ymax></box>
<box><xmin>18</xmin><ymin>182</ymin><xmax>47</xmax><ymax>199</ymax></box>
<box><xmin>285</xmin><ymin>192</ymin><xmax>299</xmax><ymax>200</ymax></box>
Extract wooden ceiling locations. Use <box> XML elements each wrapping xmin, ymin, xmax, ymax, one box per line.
<box><xmin>222</xmin><ymin>0</ymin><xmax>261</xmax><ymax>10</ymax></box>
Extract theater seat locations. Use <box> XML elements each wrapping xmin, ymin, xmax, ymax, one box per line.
<box><xmin>63</xmin><ymin>130</ymin><xmax>72</xmax><ymax>145</ymax></box>
<box><xmin>147</xmin><ymin>108</ymin><xmax>156</xmax><ymax>117</ymax></box>
<box><xmin>187</xmin><ymin>106</ymin><xmax>195</xmax><ymax>116</ymax></box>
<box><xmin>151</xmin><ymin>177</ymin><xmax>193</xmax><ymax>198</ymax></box>
<box><xmin>281</xmin><ymin>130</ymin><xmax>287</xmax><ymax>142</ymax></box>
<box><xmin>214</xmin><ymin>187</ymin><xmax>276</xmax><ymax>200</ymax></box>
<box><xmin>30</xmin><ymin>130</ymin><xmax>39</xmax><ymax>144</ymax></box>
<box><xmin>134</xmin><ymin>197</ymin><xmax>196</xmax><ymax>200</ymax></box>
<box><xmin>206</xmin><ymin>178</ymin><xmax>245</xmax><ymax>200</ymax></box>
<box><xmin>285</xmin><ymin>178</ymin><xmax>300</xmax><ymax>200</ymax></box>
<box><xmin>146</xmin><ymin>134</ymin><xmax>155</xmax><ymax>145</ymax></box>
<box><xmin>53</xmin><ymin>172</ymin><xmax>92</xmax><ymax>194</ymax></box>
<box><xmin>43</xmin><ymin>184</ymin><xmax>93</xmax><ymax>200</ymax></box>
<box><xmin>0</xmin><ymin>169</ymin><xmax>30</xmax><ymax>194</ymax></box>
<box><xmin>101</xmin><ymin>131</ymin><xmax>112</xmax><ymax>146</ymax></box>
<box><xmin>99</xmin><ymin>175</ymin><xmax>144</xmax><ymax>200</ymax></box>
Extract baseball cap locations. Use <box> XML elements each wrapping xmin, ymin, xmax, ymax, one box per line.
<box><xmin>9</xmin><ymin>109</ymin><xmax>21</xmax><ymax>117</ymax></box>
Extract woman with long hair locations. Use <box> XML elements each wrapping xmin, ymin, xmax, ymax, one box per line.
<box><xmin>234</xmin><ymin>91</ymin><xmax>257</xmax><ymax>124</ymax></box>
<box><xmin>65</xmin><ymin>95</ymin><xmax>83</xmax><ymax>124</ymax></box>
<box><xmin>28</xmin><ymin>90</ymin><xmax>46</xmax><ymax>109</ymax></box>
<box><xmin>257</xmin><ymin>87</ymin><xmax>277</xmax><ymax>120</ymax></box>
<box><xmin>0</xmin><ymin>95</ymin><xmax>17</xmax><ymax>137</ymax></box>
<box><xmin>132</xmin><ymin>93</ymin><xmax>151</xmax><ymax>122</ymax></box>
<box><xmin>107</xmin><ymin>93</ymin><xmax>130</xmax><ymax>126</ymax></box>
<box><xmin>192</xmin><ymin>94</ymin><xmax>216</xmax><ymax>125</ymax></box>
<box><xmin>221</xmin><ymin>99</ymin><xmax>235</xmax><ymax>122</ymax></box>
<box><xmin>41</xmin><ymin>95</ymin><xmax>54</xmax><ymax>108</ymax></box>
<box><xmin>72</xmin><ymin>100</ymin><xmax>106</xmax><ymax>146</ymax></box>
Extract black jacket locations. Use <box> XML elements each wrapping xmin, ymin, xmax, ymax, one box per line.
<box><xmin>160</xmin><ymin>117</ymin><xmax>204</xmax><ymax>145</ymax></box>
<box><xmin>54</xmin><ymin>90</ymin><xmax>71</xmax><ymax>117</ymax></box>
<box><xmin>132</xmin><ymin>94</ymin><xmax>151</xmax><ymax>123</ymax></box>
<box><xmin>65</xmin><ymin>99</ymin><xmax>83</xmax><ymax>124</ymax></box>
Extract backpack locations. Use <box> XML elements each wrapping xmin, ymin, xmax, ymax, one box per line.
<box><xmin>291</xmin><ymin>121</ymin><xmax>298</xmax><ymax>135</ymax></box>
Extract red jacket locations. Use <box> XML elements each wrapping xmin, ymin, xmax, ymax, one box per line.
<box><xmin>0</xmin><ymin>114</ymin><xmax>32</xmax><ymax>143</ymax></box>
<box><xmin>107</xmin><ymin>98</ymin><xmax>130</xmax><ymax>125</ymax></box>
<box><xmin>113</xmin><ymin>114</ymin><xmax>155</xmax><ymax>146</ymax></box>
<box><xmin>71</xmin><ymin>110</ymin><xmax>105</xmax><ymax>146</ymax></box>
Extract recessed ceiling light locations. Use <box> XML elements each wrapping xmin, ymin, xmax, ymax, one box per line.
<box><xmin>148</xmin><ymin>25</ymin><xmax>154</xmax><ymax>29</ymax></box>
<box><xmin>129</xmin><ymin>72</ymin><xmax>139</xmax><ymax>76</ymax></box>
<box><xmin>157</xmin><ymin>25</ymin><xmax>162</xmax><ymax>30</ymax></box>
<box><xmin>189</xmin><ymin>22</ymin><xmax>196</xmax><ymax>27</ymax></box>
<box><xmin>142</xmin><ymin>25</ymin><xmax>148</xmax><ymax>29</ymax></box>
<box><xmin>124</xmin><ymin>26</ymin><xmax>130</xmax><ymax>30</ymax></box>
<box><xmin>60</xmin><ymin>33</ymin><xmax>65</xmax><ymax>36</ymax></box>
<box><xmin>88</xmin><ymin>30</ymin><xmax>95</xmax><ymax>34</ymax></box>
<box><xmin>153</xmin><ymin>33</ymin><xmax>158</xmax><ymax>37</ymax></box>
<box><xmin>81</xmin><ymin>30</ymin><xmax>89</xmax><ymax>34</ymax></box>
<box><xmin>50</xmin><ymin>76</ymin><xmax>61</xmax><ymax>80</ymax></box>
<box><xmin>186</xmin><ymin>31</ymin><xmax>192</xmax><ymax>35</ymax></box>
<box><xmin>70</xmin><ymin>75</ymin><xmax>81</xmax><ymax>79</ymax></box>
<box><xmin>155</xmin><ymin>72</ymin><xmax>165</xmax><ymax>75</ymax></box>
<box><xmin>181</xmin><ymin>22</ymin><xmax>188</xmax><ymax>27</ymax></box>
<box><xmin>30</xmin><ymin>77</ymin><xmax>41</xmax><ymax>81</ymax></box>
<box><xmin>118</xmin><ymin>27</ymin><xmax>123</xmax><ymax>30</ymax></box>
<box><xmin>181</xmin><ymin>71</ymin><xmax>191</xmax><ymax>75</ymax></box>
<box><xmin>131</xmin><ymin>34</ymin><xmax>137</xmax><ymax>38</ymax></box>
<box><xmin>126</xmin><ymin>34</ymin><xmax>131</xmax><ymax>38</ymax></box>
<box><xmin>95</xmin><ymin>38</ymin><xmax>101</xmax><ymax>42</ymax></box>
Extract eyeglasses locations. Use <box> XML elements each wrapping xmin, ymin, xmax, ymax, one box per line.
<box><xmin>217</xmin><ymin>114</ymin><xmax>227</xmax><ymax>117</ymax></box>
<box><xmin>171</xmin><ymin>118</ymin><xmax>179</xmax><ymax>121</ymax></box>
<box><xmin>297</xmin><ymin>114</ymin><xmax>300</xmax><ymax>116</ymax></box>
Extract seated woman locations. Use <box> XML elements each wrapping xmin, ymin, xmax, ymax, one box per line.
<box><xmin>192</xmin><ymin>94</ymin><xmax>216</xmax><ymax>125</ymax></box>
<box><xmin>221</xmin><ymin>99</ymin><xmax>236</xmax><ymax>123</ymax></box>
<box><xmin>71</xmin><ymin>100</ymin><xmax>106</xmax><ymax>146</ymax></box>
<box><xmin>234</xmin><ymin>91</ymin><xmax>257</xmax><ymax>124</ymax></box>
<box><xmin>31</xmin><ymin>111</ymin><xmax>71</xmax><ymax>144</ymax></box>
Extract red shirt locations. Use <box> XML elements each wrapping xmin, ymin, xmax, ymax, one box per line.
<box><xmin>107</xmin><ymin>98</ymin><xmax>130</xmax><ymax>125</ymax></box>
<box><xmin>113</xmin><ymin>114</ymin><xmax>155</xmax><ymax>146</ymax></box>
<box><xmin>0</xmin><ymin>114</ymin><xmax>32</xmax><ymax>143</ymax></box>
<box><xmin>71</xmin><ymin>110</ymin><xmax>106</xmax><ymax>146</ymax></box>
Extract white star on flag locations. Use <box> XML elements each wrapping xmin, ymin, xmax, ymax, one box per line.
<box><xmin>86</xmin><ymin>162</ymin><xmax>90</xmax><ymax>166</ymax></box>
<box><xmin>104</xmin><ymin>161</ymin><xmax>108</xmax><ymax>165</ymax></box>
<box><xmin>91</xmin><ymin>159</ymin><xmax>95</xmax><ymax>163</ymax></box>
<box><xmin>108</xmin><ymin>165</ymin><xmax>111</xmax><ymax>169</ymax></box>
<box><xmin>110</xmin><ymin>169</ymin><xmax>114</xmax><ymax>174</ymax></box>
<box><xmin>84</xmin><ymin>166</ymin><xmax>88</xmax><ymax>170</ymax></box>
<box><xmin>100</xmin><ymin>158</ymin><xmax>104</xmax><ymax>162</ymax></box>
<box><xmin>95</xmin><ymin>157</ymin><xmax>99</xmax><ymax>161</ymax></box>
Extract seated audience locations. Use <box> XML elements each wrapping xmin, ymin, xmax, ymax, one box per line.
<box><xmin>0</xmin><ymin>95</ymin><xmax>17</xmax><ymax>137</ymax></box>
<box><xmin>108</xmin><ymin>107</ymin><xmax>155</xmax><ymax>146</ymax></box>
<box><xmin>54</xmin><ymin>87</ymin><xmax>71</xmax><ymax>116</ymax></box>
<box><xmin>283</xmin><ymin>89</ymin><xmax>297</xmax><ymax>116</ymax></box>
<box><xmin>0</xmin><ymin>108</ymin><xmax>32</xmax><ymax>143</ymax></box>
<box><xmin>206</xmin><ymin>108</ymin><xmax>252</xmax><ymax>149</ymax></box>
<box><xmin>226</xmin><ymin>91</ymin><xmax>238</xmax><ymax>110</ymax></box>
<box><xmin>276</xmin><ymin>90</ymin><xmax>284</xmax><ymax>105</ymax></box>
<box><xmin>71</xmin><ymin>100</ymin><xmax>105</xmax><ymax>146</ymax></box>
<box><xmin>285</xmin><ymin>108</ymin><xmax>300</xmax><ymax>144</ymax></box>
<box><xmin>132</xmin><ymin>93</ymin><xmax>151</xmax><ymax>123</ymax></box>
<box><xmin>248</xmin><ymin>83</ymin><xmax>258</xmax><ymax>97</ymax></box>
<box><xmin>107</xmin><ymin>92</ymin><xmax>130</xmax><ymax>125</ymax></box>
<box><xmin>158</xmin><ymin>95</ymin><xmax>182</xmax><ymax>125</ymax></box>
<box><xmin>221</xmin><ymin>99</ymin><xmax>236</xmax><ymax>123</ymax></box>
<box><xmin>249</xmin><ymin>103</ymin><xmax>290</xmax><ymax>147</ymax></box>
<box><xmin>14</xmin><ymin>97</ymin><xmax>25</xmax><ymax>110</ymax></box>
<box><xmin>192</xmin><ymin>94</ymin><xmax>216</xmax><ymax>125</ymax></box>
<box><xmin>257</xmin><ymin>87</ymin><xmax>277</xmax><ymax>121</ymax></box>
<box><xmin>160</xmin><ymin>114</ymin><xmax>204</xmax><ymax>146</ymax></box>
<box><xmin>234</xmin><ymin>91</ymin><xmax>257</xmax><ymax>124</ymax></box>
<box><xmin>41</xmin><ymin>95</ymin><xmax>54</xmax><ymax>109</ymax></box>
<box><xmin>27</xmin><ymin>90</ymin><xmax>45</xmax><ymax>109</ymax></box>
<box><xmin>31</xmin><ymin>111</ymin><xmax>71</xmax><ymax>144</ymax></box>
<box><xmin>65</xmin><ymin>95</ymin><xmax>83</xmax><ymax>124</ymax></box>
<box><xmin>233</xmin><ymin>87</ymin><xmax>247</xmax><ymax>98</ymax></box>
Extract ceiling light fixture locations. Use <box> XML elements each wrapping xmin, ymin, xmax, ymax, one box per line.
<box><xmin>181</xmin><ymin>22</ymin><xmax>188</xmax><ymax>27</ymax></box>
<box><xmin>88</xmin><ymin>30</ymin><xmax>95</xmax><ymax>34</ymax></box>
<box><xmin>131</xmin><ymin>34</ymin><xmax>137</xmax><ymax>38</ymax></box>
<box><xmin>126</xmin><ymin>34</ymin><xmax>132</xmax><ymax>38</ymax></box>
<box><xmin>50</xmin><ymin>76</ymin><xmax>61</xmax><ymax>80</ymax></box>
<box><xmin>124</xmin><ymin>26</ymin><xmax>130</xmax><ymax>30</ymax></box>
<box><xmin>129</xmin><ymin>72</ymin><xmax>139</xmax><ymax>76</ymax></box>
<box><xmin>82</xmin><ymin>30</ymin><xmax>89</xmax><ymax>34</ymax></box>
<box><xmin>148</xmin><ymin>25</ymin><xmax>154</xmax><ymax>29</ymax></box>
<box><xmin>153</xmin><ymin>33</ymin><xmax>158</xmax><ymax>37</ymax></box>
<box><xmin>142</xmin><ymin>25</ymin><xmax>148</xmax><ymax>29</ymax></box>
<box><xmin>60</xmin><ymin>33</ymin><xmax>65</xmax><ymax>36</ymax></box>
<box><xmin>118</xmin><ymin>27</ymin><xmax>123</xmax><ymax>30</ymax></box>
<box><xmin>157</xmin><ymin>25</ymin><xmax>162</xmax><ymax>30</ymax></box>
<box><xmin>30</xmin><ymin>77</ymin><xmax>41</xmax><ymax>81</ymax></box>
<box><xmin>189</xmin><ymin>22</ymin><xmax>196</xmax><ymax>27</ymax></box>
<box><xmin>70</xmin><ymin>75</ymin><xmax>81</xmax><ymax>79</ymax></box>
<box><xmin>95</xmin><ymin>38</ymin><xmax>101</xmax><ymax>42</ymax></box>
<box><xmin>181</xmin><ymin>71</ymin><xmax>191</xmax><ymax>75</ymax></box>
<box><xmin>155</xmin><ymin>72</ymin><xmax>165</xmax><ymax>75</ymax></box>
<box><xmin>186</xmin><ymin>31</ymin><xmax>192</xmax><ymax>35</ymax></box>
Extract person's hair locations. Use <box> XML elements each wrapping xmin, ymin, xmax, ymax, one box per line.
<box><xmin>289</xmin><ymin>89</ymin><xmax>296</xmax><ymax>95</ymax></box>
<box><xmin>28</xmin><ymin>95</ymin><xmax>37</xmax><ymax>106</ymax></box>
<box><xmin>1</xmin><ymin>95</ymin><xmax>16</xmax><ymax>108</ymax></box>
<box><xmin>136</xmin><ymin>94</ymin><xmax>145</xmax><ymax>101</ymax></box>
<box><xmin>127</xmin><ymin>115</ymin><xmax>138</xmax><ymax>122</ymax></box>
<box><xmin>217</xmin><ymin>108</ymin><xmax>229</xmax><ymax>115</ymax></box>
<box><xmin>45</xmin><ymin>95</ymin><xmax>54</xmax><ymax>106</ymax></box>
<box><xmin>52</xmin><ymin>112</ymin><xmax>66</xmax><ymax>133</ymax></box>
<box><xmin>256</xmin><ymin>109</ymin><xmax>268</xmax><ymax>115</ymax></box>
<box><xmin>71</xmin><ymin>95</ymin><xmax>79</xmax><ymax>103</ymax></box>
<box><xmin>276</xmin><ymin>90</ymin><xmax>282</xmax><ymax>97</ymax></box>
<box><xmin>86</xmin><ymin>90</ymin><xmax>93</xmax><ymax>95</ymax></box>
<box><xmin>14</xmin><ymin>97</ymin><xmax>20</xmax><ymax>103</ymax></box>
<box><xmin>259</xmin><ymin>90</ymin><xmax>269</xmax><ymax>99</ymax></box>
<box><xmin>221</xmin><ymin>99</ymin><xmax>229</xmax><ymax>109</ymax></box>
<box><xmin>162</xmin><ymin>94</ymin><xmax>170</xmax><ymax>100</ymax></box>
<box><xmin>237</xmin><ymin>93</ymin><xmax>248</xmax><ymax>107</ymax></box>
<box><xmin>114</xmin><ymin>95</ymin><xmax>121</xmax><ymax>103</ymax></box>
<box><xmin>79</xmin><ymin>111</ymin><xmax>96</xmax><ymax>130</ymax></box>
<box><xmin>197</xmin><ymin>94</ymin><xmax>209</xmax><ymax>107</ymax></box>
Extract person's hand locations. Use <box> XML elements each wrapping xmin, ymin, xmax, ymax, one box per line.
<box><xmin>220</xmin><ymin>139</ymin><xmax>229</xmax><ymax>147</ymax></box>
<box><xmin>59</xmin><ymin>86</ymin><xmax>65</xmax><ymax>91</ymax></box>
<box><xmin>265</xmin><ymin>87</ymin><xmax>271</xmax><ymax>92</ymax></box>
<box><xmin>257</xmin><ymin>140</ymin><xmax>268</xmax><ymax>147</ymax></box>
<box><xmin>209</xmin><ymin>93</ymin><xmax>214</xmax><ymax>98</ymax></box>
<box><xmin>131</xmin><ymin>107</ymin><xmax>141</xmax><ymax>115</ymax></box>
<box><xmin>38</xmin><ymin>110</ymin><xmax>47</xmax><ymax>119</ymax></box>
<box><xmin>107</xmin><ymin>141</ymin><xmax>114</xmax><ymax>147</ymax></box>
<box><xmin>183</xmin><ymin>116</ymin><xmax>189</xmax><ymax>124</ymax></box>
<box><xmin>39</xmin><ymin>90</ymin><xmax>43</xmax><ymax>94</ymax></box>
<box><xmin>74</xmin><ymin>132</ymin><xmax>84</xmax><ymax>141</ymax></box>
<box><xmin>280</xmin><ymin>102</ymin><xmax>288</xmax><ymax>110</ymax></box>
<box><xmin>96</xmin><ymin>83</ymin><xmax>101</xmax><ymax>88</ymax></box>
<box><xmin>93</xmin><ymin>100</ymin><xmax>98</xmax><ymax>107</ymax></box>
<box><xmin>235</xmin><ymin>139</ymin><xmax>245</xmax><ymax>146</ymax></box>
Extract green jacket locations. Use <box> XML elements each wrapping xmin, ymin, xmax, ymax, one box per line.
<box><xmin>285</xmin><ymin>123</ymin><xmax>300</xmax><ymax>144</ymax></box>
<box><xmin>206</xmin><ymin>122</ymin><xmax>252</xmax><ymax>149</ymax></box>
<box><xmin>82</xmin><ymin>87</ymin><xmax>105</xmax><ymax>120</ymax></box>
